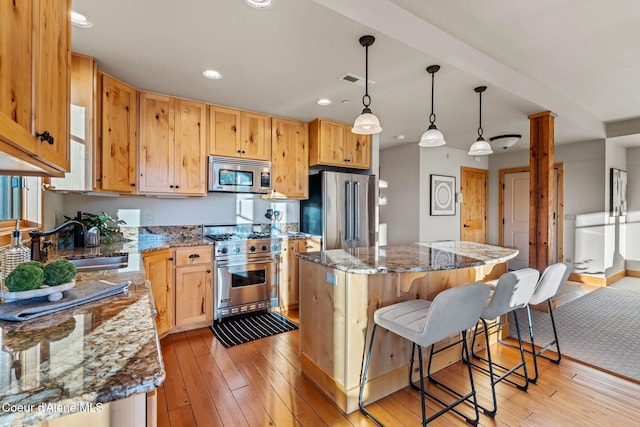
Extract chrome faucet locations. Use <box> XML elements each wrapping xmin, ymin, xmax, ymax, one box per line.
<box><xmin>29</xmin><ymin>220</ymin><xmax>87</xmax><ymax>262</ymax></box>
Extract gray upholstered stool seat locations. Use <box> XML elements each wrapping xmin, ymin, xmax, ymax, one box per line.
<box><xmin>468</xmin><ymin>268</ymin><xmax>540</xmax><ymax>417</ymax></box>
<box><xmin>524</xmin><ymin>262</ymin><xmax>573</xmax><ymax>382</ymax></box>
<box><xmin>359</xmin><ymin>282</ymin><xmax>491</xmax><ymax>426</ymax></box>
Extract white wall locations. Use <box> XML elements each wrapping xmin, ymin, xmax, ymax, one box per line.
<box><xmin>379</xmin><ymin>143</ymin><xmax>420</xmax><ymax>244</ymax></box>
<box><xmin>420</xmin><ymin>146</ymin><xmax>488</xmax><ymax>242</ymax></box>
<box><xmin>379</xmin><ymin>143</ymin><xmax>488</xmax><ymax>244</ymax></box>
<box><xmin>625</xmin><ymin>146</ymin><xmax>640</xmax><ymax>271</ymax></box>
<box><xmin>46</xmin><ymin>192</ymin><xmax>299</xmax><ymax>229</ymax></box>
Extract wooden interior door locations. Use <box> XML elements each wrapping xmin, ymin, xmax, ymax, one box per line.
<box><xmin>460</xmin><ymin>167</ymin><xmax>488</xmax><ymax>243</ymax></box>
<box><xmin>504</xmin><ymin>171</ymin><xmax>530</xmax><ymax>269</ymax></box>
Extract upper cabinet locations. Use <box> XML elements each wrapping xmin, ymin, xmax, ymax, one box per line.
<box><xmin>138</xmin><ymin>92</ymin><xmax>207</xmax><ymax>195</ymax></box>
<box><xmin>309</xmin><ymin>118</ymin><xmax>371</xmax><ymax>170</ymax></box>
<box><xmin>100</xmin><ymin>73</ymin><xmax>138</xmax><ymax>193</ymax></box>
<box><xmin>208</xmin><ymin>106</ymin><xmax>271</xmax><ymax>161</ymax></box>
<box><xmin>271</xmin><ymin>117</ymin><xmax>308</xmax><ymax>199</ymax></box>
<box><xmin>0</xmin><ymin>0</ymin><xmax>70</xmax><ymax>175</ymax></box>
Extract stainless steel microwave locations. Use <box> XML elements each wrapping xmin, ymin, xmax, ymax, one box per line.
<box><xmin>207</xmin><ymin>155</ymin><xmax>272</xmax><ymax>193</ymax></box>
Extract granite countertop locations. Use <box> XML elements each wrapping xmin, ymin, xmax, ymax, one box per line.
<box><xmin>296</xmin><ymin>241</ymin><xmax>518</xmax><ymax>274</ymax></box>
<box><xmin>0</xmin><ymin>234</ymin><xmax>200</xmax><ymax>426</ymax></box>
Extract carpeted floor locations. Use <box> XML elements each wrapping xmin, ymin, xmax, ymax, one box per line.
<box><xmin>509</xmin><ymin>277</ymin><xmax>640</xmax><ymax>381</ymax></box>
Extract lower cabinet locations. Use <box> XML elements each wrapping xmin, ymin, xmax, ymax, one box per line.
<box><xmin>143</xmin><ymin>246</ymin><xmax>213</xmax><ymax>337</ymax></box>
<box><xmin>279</xmin><ymin>237</ymin><xmax>321</xmax><ymax>311</ymax></box>
<box><xmin>143</xmin><ymin>248</ymin><xmax>174</xmax><ymax>337</ymax></box>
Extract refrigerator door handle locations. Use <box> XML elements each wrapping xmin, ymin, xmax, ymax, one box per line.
<box><xmin>345</xmin><ymin>181</ymin><xmax>353</xmax><ymax>242</ymax></box>
<box><xmin>353</xmin><ymin>182</ymin><xmax>360</xmax><ymax>241</ymax></box>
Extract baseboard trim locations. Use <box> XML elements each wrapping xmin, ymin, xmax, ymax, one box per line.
<box><xmin>626</xmin><ymin>270</ymin><xmax>640</xmax><ymax>278</ymax></box>
<box><xmin>568</xmin><ymin>270</ymin><xmax>626</xmax><ymax>286</ymax></box>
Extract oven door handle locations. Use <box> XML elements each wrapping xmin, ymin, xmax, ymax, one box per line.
<box><xmin>216</xmin><ymin>258</ymin><xmax>278</xmax><ymax>268</ymax></box>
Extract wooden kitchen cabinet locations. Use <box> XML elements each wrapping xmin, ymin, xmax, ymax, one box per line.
<box><xmin>271</xmin><ymin>117</ymin><xmax>309</xmax><ymax>199</ymax></box>
<box><xmin>208</xmin><ymin>106</ymin><xmax>271</xmax><ymax>161</ymax></box>
<box><xmin>143</xmin><ymin>248</ymin><xmax>174</xmax><ymax>338</ymax></box>
<box><xmin>138</xmin><ymin>92</ymin><xmax>207</xmax><ymax>195</ymax></box>
<box><xmin>100</xmin><ymin>73</ymin><xmax>138</xmax><ymax>193</ymax></box>
<box><xmin>309</xmin><ymin>118</ymin><xmax>371</xmax><ymax>170</ymax></box>
<box><xmin>279</xmin><ymin>237</ymin><xmax>321</xmax><ymax>311</ymax></box>
<box><xmin>0</xmin><ymin>0</ymin><xmax>71</xmax><ymax>175</ymax></box>
<box><xmin>174</xmin><ymin>246</ymin><xmax>213</xmax><ymax>328</ymax></box>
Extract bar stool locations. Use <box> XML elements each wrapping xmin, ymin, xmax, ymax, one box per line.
<box><xmin>525</xmin><ymin>262</ymin><xmax>573</xmax><ymax>382</ymax></box>
<box><xmin>358</xmin><ymin>282</ymin><xmax>491</xmax><ymax>426</ymax></box>
<box><xmin>467</xmin><ymin>268</ymin><xmax>540</xmax><ymax>417</ymax></box>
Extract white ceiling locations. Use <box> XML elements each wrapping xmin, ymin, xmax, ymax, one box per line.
<box><xmin>71</xmin><ymin>0</ymin><xmax>640</xmax><ymax>151</ymax></box>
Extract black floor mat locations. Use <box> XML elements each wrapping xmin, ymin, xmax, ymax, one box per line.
<box><xmin>210</xmin><ymin>312</ymin><xmax>298</xmax><ymax>348</ymax></box>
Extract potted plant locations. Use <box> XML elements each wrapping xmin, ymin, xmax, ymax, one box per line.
<box><xmin>63</xmin><ymin>211</ymin><xmax>126</xmax><ymax>244</ymax></box>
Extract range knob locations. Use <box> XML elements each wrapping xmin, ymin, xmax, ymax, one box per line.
<box><xmin>261</xmin><ymin>244</ymin><xmax>268</xmax><ymax>251</ymax></box>
<box><xmin>232</xmin><ymin>247</ymin><xmax>241</xmax><ymax>254</ymax></box>
<box><xmin>219</xmin><ymin>247</ymin><xmax>228</xmax><ymax>255</ymax></box>
<box><xmin>249</xmin><ymin>245</ymin><xmax>256</xmax><ymax>252</ymax></box>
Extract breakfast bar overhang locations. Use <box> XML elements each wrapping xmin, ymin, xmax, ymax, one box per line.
<box><xmin>296</xmin><ymin>241</ymin><xmax>518</xmax><ymax>414</ymax></box>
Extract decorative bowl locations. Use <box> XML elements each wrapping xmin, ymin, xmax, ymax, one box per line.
<box><xmin>0</xmin><ymin>280</ymin><xmax>76</xmax><ymax>303</ymax></box>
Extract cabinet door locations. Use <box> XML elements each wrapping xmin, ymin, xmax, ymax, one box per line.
<box><xmin>143</xmin><ymin>249</ymin><xmax>174</xmax><ymax>337</ymax></box>
<box><xmin>139</xmin><ymin>92</ymin><xmax>175</xmax><ymax>193</ymax></box>
<box><xmin>175</xmin><ymin>265</ymin><xmax>213</xmax><ymax>326</ymax></box>
<box><xmin>101</xmin><ymin>74</ymin><xmax>137</xmax><ymax>193</ymax></box>
<box><xmin>347</xmin><ymin>133</ymin><xmax>371</xmax><ymax>169</ymax></box>
<box><xmin>208</xmin><ymin>106</ymin><xmax>241</xmax><ymax>158</ymax></box>
<box><xmin>279</xmin><ymin>241</ymin><xmax>299</xmax><ymax>310</ymax></box>
<box><xmin>0</xmin><ymin>0</ymin><xmax>33</xmax><ymax>141</ymax></box>
<box><xmin>241</xmin><ymin>111</ymin><xmax>271</xmax><ymax>161</ymax></box>
<box><xmin>174</xmin><ymin>99</ymin><xmax>206</xmax><ymax>195</ymax></box>
<box><xmin>319</xmin><ymin>120</ymin><xmax>347</xmax><ymax>166</ymax></box>
<box><xmin>271</xmin><ymin>118</ymin><xmax>309</xmax><ymax>199</ymax></box>
<box><xmin>33</xmin><ymin>0</ymin><xmax>70</xmax><ymax>171</ymax></box>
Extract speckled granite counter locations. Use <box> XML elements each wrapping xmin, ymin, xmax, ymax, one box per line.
<box><xmin>296</xmin><ymin>241</ymin><xmax>518</xmax><ymax>274</ymax></box>
<box><xmin>0</xmin><ymin>233</ymin><xmax>209</xmax><ymax>427</ymax></box>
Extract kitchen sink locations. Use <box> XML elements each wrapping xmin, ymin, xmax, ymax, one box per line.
<box><xmin>63</xmin><ymin>252</ymin><xmax>129</xmax><ymax>272</ymax></box>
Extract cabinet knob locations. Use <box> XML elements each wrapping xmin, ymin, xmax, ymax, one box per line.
<box><xmin>130</xmin><ymin>183</ymin><xmax>136</xmax><ymax>187</ymax></box>
<box><xmin>175</xmin><ymin>185</ymin><xmax>179</xmax><ymax>189</ymax></box>
<box><xmin>206</xmin><ymin>269</ymin><xmax>211</xmax><ymax>273</ymax></box>
<box><xmin>169</xmin><ymin>185</ymin><xmax>174</xmax><ymax>188</ymax></box>
<box><xmin>241</xmin><ymin>150</ymin><xmax>245</xmax><ymax>154</ymax></box>
<box><xmin>36</xmin><ymin>131</ymin><xmax>54</xmax><ymax>145</ymax></box>
<box><xmin>168</xmin><ymin>257</ymin><xmax>174</xmax><ymax>261</ymax></box>
<box><xmin>237</xmin><ymin>150</ymin><xmax>241</xmax><ymax>153</ymax></box>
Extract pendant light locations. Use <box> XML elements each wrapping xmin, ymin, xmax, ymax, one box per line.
<box><xmin>419</xmin><ymin>65</ymin><xmax>446</xmax><ymax>147</ymax></box>
<box><xmin>352</xmin><ymin>35</ymin><xmax>382</xmax><ymax>135</ymax></box>
<box><xmin>468</xmin><ymin>86</ymin><xmax>493</xmax><ymax>156</ymax></box>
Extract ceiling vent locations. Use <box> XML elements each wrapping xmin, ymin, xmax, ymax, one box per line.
<box><xmin>339</xmin><ymin>73</ymin><xmax>375</xmax><ymax>88</ymax></box>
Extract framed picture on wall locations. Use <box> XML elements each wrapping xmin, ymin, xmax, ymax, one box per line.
<box><xmin>610</xmin><ymin>168</ymin><xmax>627</xmax><ymax>217</ymax></box>
<box><xmin>430</xmin><ymin>174</ymin><xmax>456</xmax><ymax>216</ymax></box>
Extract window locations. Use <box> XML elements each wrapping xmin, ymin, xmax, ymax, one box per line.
<box><xmin>0</xmin><ymin>176</ymin><xmax>41</xmax><ymax>224</ymax></box>
<box><xmin>0</xmin><ymin>176</ymin><xmax>21</xmax><ymax>221</ymax></box>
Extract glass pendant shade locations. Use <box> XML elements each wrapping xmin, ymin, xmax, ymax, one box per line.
<box><xmin>352</xmin><ymin>108</ymin><xmax>382</xmax><ymax>135</ymax></box>
<box><xmin>419</xmin><ymin>65</ymin><xmax>445</xmax><ymax>147</ymax></box>
<box><xmin>468</xmin><ymin>85</ymin><xmax>492</xmax><ymax>156</ymax></box>
<box><xmin>468</xmin><ymin>137</ymin><xmax>493</xmax><ymax>155</ymax></box>
<box><xmin>419</xmin><ymin>124</ymin><xmax>446</xmax><ymax>147</ymax></box>
<box><xmin>352</xmin><ymin>35</ymin><xmax>382</xmax><ymax>135</ymax></box>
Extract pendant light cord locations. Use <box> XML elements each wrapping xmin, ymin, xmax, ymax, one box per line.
<box><xmin>429</xmin><ymin>71</ymin><xmax>436</xmax><ymax>125</ymax></box>
<box><xmin>477</xmin><ymin>90</ymin><xmax>483</xmax><ymax>138</ymax></box>
<box><xmin>363</xmin><ymin>44</ymin><xmax>371</xmax><ymax>108</ymax></box>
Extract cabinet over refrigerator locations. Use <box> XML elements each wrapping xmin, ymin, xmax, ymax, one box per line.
<box><xmin>300</xmin><ymin>171</ymin><xmax>376</xmax><ymax>250</ymax></box>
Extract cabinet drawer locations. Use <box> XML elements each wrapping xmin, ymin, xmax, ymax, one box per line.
<box><xmin>174</xmin><ymin>246</ymin><xmax>213</xmax><ymax>266</ymax></box>
<box><xmin>299</xmin><ymin>238</ymin><xmax>321</xmax><ymax>253</ymax></box>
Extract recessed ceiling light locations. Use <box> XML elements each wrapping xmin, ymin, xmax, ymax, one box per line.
<box><xmin>316</xmin><ymin>98</ymin><xmax>332</xmax><ymax>106</ymax></box>
<box><xmin>395</xmin><ymin>135</ymin><xmax>405</xmax><ymax>140</ymax></box>
<box><xmin>71</xmin><ymin>11</ymin><xmax>93</xmax><ymax>28</ymax></box>
<box><xmin>245</xmin><ymin>0</ymin><xmax>275</xmax><ymax>9</ymax></box>
<box><xmin>202</xmin><ymin>69</ymin><xmax>223</xmax><ymax>80</ymax></box>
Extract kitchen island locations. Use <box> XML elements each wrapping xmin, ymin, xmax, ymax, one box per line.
<box><xmin>296</xmin><ymin>241</ymin><xmax>518</xmax><ymax>414</ymax></box>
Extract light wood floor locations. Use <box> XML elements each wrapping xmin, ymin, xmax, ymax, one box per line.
<box><xmin>157</xmin><ymin>323</ymin><xmax>640</xmax><ymax>426</ymax></box>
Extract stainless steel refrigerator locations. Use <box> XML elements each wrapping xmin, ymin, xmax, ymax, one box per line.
<box><xmin>300</xmin><ymin>171</ymin><xmax>376</xmax><ymax>250</ymax></box>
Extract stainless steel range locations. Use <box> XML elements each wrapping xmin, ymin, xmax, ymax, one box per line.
<box><xmin>203</xmin><ymin>224</ymin><xmax>281</xmax><ymax>320</ymax></box>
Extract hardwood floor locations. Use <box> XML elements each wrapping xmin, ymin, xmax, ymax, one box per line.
<box><xmin>157</xmin><ymin>324</ymin><xmax>640</xmax><ymax>426</ymax></box>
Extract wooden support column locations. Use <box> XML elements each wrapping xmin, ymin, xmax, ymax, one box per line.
<box><xmin>529</xmin><ymin>111</ymin><xmax>555</xmax><ymax>271</ymax></box>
